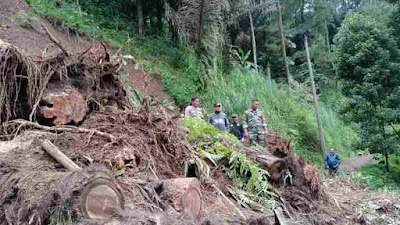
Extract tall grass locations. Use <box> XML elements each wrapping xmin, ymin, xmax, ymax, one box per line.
<box><xmin>162</xmin><ymin>52</ymin><xmax>360</xmax><ymax>163</ymax></box>
<box><xmin>194</xmin><ymin>67</ymin><xmax>358</xmax><ymax>163</ymax></box>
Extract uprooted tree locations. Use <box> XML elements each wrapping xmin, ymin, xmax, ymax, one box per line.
<box><xmin>0</xmin><ymin>38</ymin><xmax>126</xmax><ymax>126</ymax></box>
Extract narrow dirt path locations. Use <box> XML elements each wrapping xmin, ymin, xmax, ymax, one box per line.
<box><xmin>339</xmin><ymin>154</ymin><xmax>375</xmax><ymax>172</ymax></box>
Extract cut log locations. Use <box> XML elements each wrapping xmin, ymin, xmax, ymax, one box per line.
<box><xmin>164</xmin><ymin>178</ymin><xmax>202</xmax><ymax>218</ymax></box>
<box><xmin>0</xmin><ymin>168</ymin><xmax>124</xmax><ymax>224</ymax></box>
<box><xmin>246</xmin><ymin>150</ymin><xmax>288</xmax><ymax>183</ymax></box>
<box><xmin>80</xmin><ymin>171</ymin><xmax>125</xmax><ymax>223</ymax></box>
<box><xmin>41</xmin><ymin>90</ymin><xmax>88</xmax><ymax>126</ymax></box>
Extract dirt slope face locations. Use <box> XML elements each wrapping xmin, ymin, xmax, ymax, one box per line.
<box><xmin>0</xmin><ymin>0</ymin><xmax>89</xmax><ymax>56</ymax></box>
<box><xmin>0</xmin><ymin>0</ymin><xmax>174</xmax><ymax>103</ymax></box>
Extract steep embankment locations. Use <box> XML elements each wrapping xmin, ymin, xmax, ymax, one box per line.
<box><xmin>0</xmin><ymin>0</ymin><xmax>173</xmax><ymax>104</ymax></box>
<box><xmin>0</xmin><ymin>0</ymin><xmax>89</xmax><ymax>55</ymax></box>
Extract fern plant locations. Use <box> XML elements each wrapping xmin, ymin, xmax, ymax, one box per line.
<box><xmin>183</xmin><ymin>118</ymin><xmax>277</xmax><ymax>209</ymax></box>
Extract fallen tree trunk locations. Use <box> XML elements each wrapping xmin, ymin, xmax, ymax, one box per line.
<box><xmin>80</xmin><ymin>171</ymin><xmax>125</xmax><ymax>223</ymax></box>
<box><xmin>0</xmin><ymin>164</ymin><xmax>124</xmax><ymax>224</ymax></box>
<box><xmin>246</xmin><ymin>150</ymin><xmax>288</xmax><ymax>184</ymax></box>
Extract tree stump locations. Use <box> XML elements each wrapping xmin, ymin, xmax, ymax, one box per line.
<box><xmin>80</xmin><ymin>171</ymin><xmax>125</xmax><ymax>223</ymax></box>
<box><xmin>0</xmin><ymin>168</ymin><xmax>124</xmax><ymax>224</ymax></box>
<box><xmin>164</xmin><ymin>178</ymin><xmax>202</xmax><ymax>218</ymax></box>
<box><xmin>246</xmin><ymin>150</ymin><xmax>288</xmax><ymax>183</ymax></box>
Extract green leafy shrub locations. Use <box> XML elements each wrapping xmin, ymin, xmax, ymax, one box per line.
<box><xmin>183</xmin><ymin>118</ymin><xmax>276</xmax><ymax>208</ymax></box>
<box><xmin>352</xmin><ymin>154</ymin><xmax>400</xmax><ymax>191</ymax></box>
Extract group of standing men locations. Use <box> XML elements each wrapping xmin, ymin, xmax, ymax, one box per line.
<box><xmin>184</xmin><ymin>97</ymin><xmax>268</xmax><ymax>147</ymax></box>
<box><xmin>185</xmin><ymin>97</ymin><xmax>342</xmax><ymax>176</ymax></box>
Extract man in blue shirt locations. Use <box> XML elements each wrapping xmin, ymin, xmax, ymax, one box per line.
<box><xmin>325</xmin><ymin>148</ymin><xmax>341</xmax><ymax>177</ymax></box>
<box><xmin>207</xmin><ymin>102</ymin><xmax>229</xmax><ymax>131</ymax></box>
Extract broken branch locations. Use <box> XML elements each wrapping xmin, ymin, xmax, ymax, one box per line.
<box><xmin>41</xmin><ymin>24</ymin><xmax>69</xmax><ymax>56</ymax></box>
<box><xmin>42</xmin><ymin>139</ymin><xmax>81</xmax><ymax>171</ymax></box>
<box><xmin>5</xmin><ymin>119</ymin><xmax>117</xmax><ymax>141</ymax></box>
<box><xmin>28</xmin><ymin>70</ymin><xmax>54</xmax><ymax>122</ymax></box>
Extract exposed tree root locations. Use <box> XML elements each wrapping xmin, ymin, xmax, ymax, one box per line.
<box><xmin>0</xmin><ymin>39</ymin><xmax>126</xmax><ymax>126</ymax></box>
<box><xmin>2</xmin><ymin>119</ymin><xmax>117</xmax><ymax>141</ymax></box>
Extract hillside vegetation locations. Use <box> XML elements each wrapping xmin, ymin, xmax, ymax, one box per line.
<box><xmin>29</xmin><ymin>0</ymin><xmax>360</xmax><ymax>164</ymax></box>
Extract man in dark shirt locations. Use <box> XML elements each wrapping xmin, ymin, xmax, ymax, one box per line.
<box><xmin>229</xmin><ymin>114</ymin><xmax>244</xmax><ymax>142</ymax></box>
<box><xmin>207</xmin><ymin>102</ymin><xmax>229</xmax><ymax>130</ymax></box>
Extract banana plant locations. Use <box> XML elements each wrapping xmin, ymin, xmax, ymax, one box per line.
<box><xmin>232</xmin><ymin>48</ymin><xmax>256</xmax><ymax>70</ymax></box>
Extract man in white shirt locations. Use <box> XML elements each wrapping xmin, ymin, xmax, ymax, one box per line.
<box><xmin>184</xmin><ymin>97</ymin><xmax>204</xmax><ymax>119</ymax></box>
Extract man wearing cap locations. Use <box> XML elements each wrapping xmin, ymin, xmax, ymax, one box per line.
<box><xmin>207</xmin><ymin>102</ymin><xmax>229</xmax><ymax>130</ymax></box>
<box><xmin>185</xmin><ymin>97</ymin><xmax>204</xmax><ymax>119</ymax></box>
<box><xmin>229</xmin><ymin>114</ymin><xmax>244</xmax><ymax>142</ymax></box>
<box><xmin>243</xmin><ymin>99</ymin><xmax>268</xmax><ymax>147</ymax></box>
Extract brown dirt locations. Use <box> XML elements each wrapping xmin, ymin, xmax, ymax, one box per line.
<box><xmin>0</xmin><ymin>0</ymin><xmax>90</xmax><ymax>56</ymax></box>
<box><xmin>67</xmin><ymin>109</ymin><xmax>191</xmax><ymax>179</ymax></box>
<box><xmin>126</xmin><ymin>64</ymin><xmax>173</xmax><ymax>102</ymax></box>
<box><xmin>266</xmin><ymin>131</ymin><xmax>291</xmax><ymax>157</ymax></box>
<box><xmin>0</xmin><ymin>0</ymin><xmax>174</xmax><ymax>107</ymax></box>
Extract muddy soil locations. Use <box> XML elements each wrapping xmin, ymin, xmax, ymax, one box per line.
<box><xmin>127</xmin><ymin>64</ymin><xmax>173</xmax><ymax>102</ymax></box>
<box><xmin>0</xmin><ymin>0</ymin><xmax>90</xmax><ymax>56</ymax></box>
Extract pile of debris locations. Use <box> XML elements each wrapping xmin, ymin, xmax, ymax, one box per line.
<box><xmin>0</xmin><ymin>36</ymin><xmax>126</xmax><ymax>127</ymax></box>
<box><xmin>0</xmin><ymin>39</ymin><xmax>348</xmax><ymax>225</ymax></box>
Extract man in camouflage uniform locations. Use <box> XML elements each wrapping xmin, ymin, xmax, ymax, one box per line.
<box><xmin>243</xmin><ymin>99</ymin><xmax>268</xmax><ymax>147</ymax></box>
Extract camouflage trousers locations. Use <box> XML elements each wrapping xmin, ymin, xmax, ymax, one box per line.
<box><xmin>248</xmin><ymin>127</ymin><xmax>267</xmax><ymax>147</ymax></box>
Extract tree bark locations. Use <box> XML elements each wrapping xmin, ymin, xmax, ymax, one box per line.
<box><xmin>277</xmin><ymin>2</ymin><xmax>293</xmax><ymax>85</ymax></box>
<box><xmin>197</xmin><ymin>0</ymin><xmax>205</xmax><ymax>44</ymax></box>
<box><xmin>267</xmin><ymin>61</ymin><xmax>272</xmax><ymax>82</ymax></box>
<box><xmin>304</xmin><ymin>35</ymin><xmax>326</xmax><ymax>157</ymax></box>
<box><xmin>301</xmin><ymin>0</ymin><xmax>305</xmax><ymax>23</ymax></box>
<box><xmin>157</xmin><ymin>5</ymin><xmax>163</xmax><ymax>36</ymax></box>
<box><xmin>245</xmin><ymin>149</ymin><xmax>288</xmax><ymax>183</ymax></box>
<box><xmin>0</xmin><ymin>169</ymin><xmax>124</xmax><ymax>224</ymax></box>
<box><xmin>137</xmin><ymin>0</ymin><xmax>144</xmax><ymax>36</ymax></box>
<box><xmin>249</xmin><ymin>11</ymin><xmax>258</xmax><ymax>74</ymax></box>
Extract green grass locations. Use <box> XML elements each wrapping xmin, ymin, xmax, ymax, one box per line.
<box><xmin>352</xmin><ymin>154</ymin><xmax>400</xmax><ymax>191</ymax></box>
<box><xmin>29</xmin><ymin>0</ymin><xmax>360</xmax><ymax>165</ymax></box>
